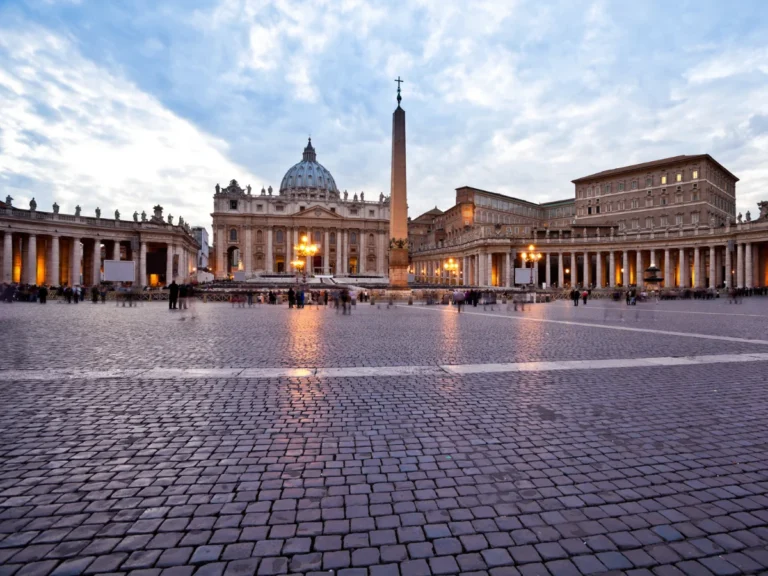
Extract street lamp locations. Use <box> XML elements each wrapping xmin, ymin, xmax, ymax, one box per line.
<box><xmin>290</xmin><ymin>258</ymin><xmax>305</xmax><ymax>285</ymax></box>
<box><xmin>294</xmin><ymin>235</ymin><xmax>319</xmax><ymax>285</ymax></box>
<box><xmin>520</xmin><ymin>244</ymin><xmax>542</xmax><ymax>286</ymax></box>
<box><xmin>443</xmin><ymin>258</ymin><xmax>459</xmax><ymax>285</ymax></box>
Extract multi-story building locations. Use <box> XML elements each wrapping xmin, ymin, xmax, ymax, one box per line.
<box><xmin>211</xmin><ymin>139</ymin><xmax>390</xmax><ymax>279</ymax></box>
<box><xmin>192</xmin><ymin>226</ymin><xmax>209</xmax><ymax>270</ymax></box>
<box><xmin>410</xmin><ymin>155</ymin><xmax>767</xmax><ymax>290</ymax></box>
<box><xmin>572</xmin><ymin>154</ymin><xmax>737</xmax><ymax>232</ymax></box>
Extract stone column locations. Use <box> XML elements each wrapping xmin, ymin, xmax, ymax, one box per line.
<box><xmin>724</xmin><ymin>245</ymin><xmax>732</xmax><ymax>289</ymax></box>
<box><xmin>26</xmin><ymin>234</ymin><xmax>37</xmax><ymax>285</ymax></box>
<box><xmin>679</xmin><ymin>248</ymin><xmax>687</xmax><ymax>288</ymax></box>
<box><xmin>322</xmin><ymin>230</ymin><xmax>329</xmax><ymax>274</ymax></box>
<box><xmin>570</xmin><ymin>252</ymin><xmax>577</xmax><ymax>286</ymax></box>
<box><xmin>265</xmin><ymin>228</ymin><xmax>273</xmax><ymax>273</ymax></box>
<box><xmin>166</xmin><ymin>243</ymin><xmax>174</xmax><ymax>283</ymax></box>
<box><xmin>244</xmin><ymin>226</ymin><xmax>253</xmax><ymax>277</ymax></box>
<box><xmin>545</xmin><ymin>253</ymin><xmax>551</xmax><ymax>287</ymax></box>
<box><xmin>636</xmin><ymin>250</ymin><xmax>643</xmax><ymax>287</ymax></box>
<box><xmin>664</xmin><ymin>248</ymin><xmax>671</xmax><ymax>288</ymax></box>
<box><xmin>649</xmin><ymin>249</ymin><xmax>655</xmax><ymax>267</ymax></box>
<box><xmin>708</xmin><ymin>246</ymin><xmax>716</xmax><ymax>289</ymax></box>
<box><xmin>359</xmin><ymin>231</ymin><xmax>366</xmax><ymax>274</ymax></box>
<box><xmin>342</xmin><ymin>230</ymin><xmax>349</xmax><ymax>274</ymax></box>
<box><xmin>505</xmin><ymin>252</ymin><xmax>512</xmax><ymax>287</ymax></box>
<box><xmin>2</xmin><ymin>232</ymin><xmax>12</xmax><ymax>283</ymax></box>
<box><xmin>595</xmin><ymin>252</ymin><xmax>603</xmax><ymax>288</ymax></box>
<box><xmin>736</xmin><ymin>242</ymin><xmax>744</xmax><ymax>288</ymax></box>
<box><xmin>463</xmin><ymin>256</ymin><xmax>468</xmax><ymax>285</ymax></box>
<box><xmin>112</xmin><ymin>241</ymin><xmax>120</xmax><ymax>261</ymax></box>
<box><xmin>693</xmin><ymin>247</ymin><xmax>701</xmax><ymax>288</ymax></box>
<box><xmin>215</xmin><ymin>227</ymin><xmax>225</xmax><ymax>278</ymax></box>
<box><xmin>583</xmin><ymin>251</ymin><xmax>589</xmax><ymax>288</ymax></box>
<box><xmin>71</xmin><ymin>238</ymin><xmax>81</xmax><ymax>286</ymax></box>
<box><xmin>49</xmin><ymin>235</ymin><xmax>60</xmax><ymax>285</ymax></box>
<box><xmin>139</xmin><ymin>242</ymin><xmax>147</xmax><ymax>286</ymax></box>
<box><xmin>622</xmin><ymin>250</ymin><xmax>629</xmax><ymax>286</ymax></box>
<box><xmin>92</xmin><ymin>239</ymin><xmax>101</xmax><ymax>285</ymax></box>
<box><xmin>745</xmin><ymin>242</ymin><xmax>753</xmax><ymax>289</ymax></box>
<box><xmin>558</xmin><ymin>252</ymin><xmax>564</xmax><ymax>287</ymax></box>
<box><xmin>335</xmin><ymin>230</ymin><xmax>342</xmax><ymax>275</ymax></box>
<box><xmin>609</xmin><ymin>251</ymin><xmax>615</xmax><ymax>288</ymax></box>
<box><xmin>488</xmin><ymin>253</ymin><xmax>494</xmax><ymax>286</ymax></box>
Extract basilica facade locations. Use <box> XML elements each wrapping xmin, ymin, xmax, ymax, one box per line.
<box><xmin>212</xmin><ymin>139</ymin><xmax>391</xmax><ymax>279</ymax></box>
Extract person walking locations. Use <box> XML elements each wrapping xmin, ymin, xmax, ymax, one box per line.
<box><xmin>453</xmin><ymin>289</ymin><xmax>465</xmax><ymax>313</ymax></box>
<box><xmin>169</xmin><ymin>280</ymin><xmax>179</xmax><ymax>310</ymax></box>
<box><xmin>38</xmin><ymin>285</ymin><xmax>48</xmax><ymax>304</ymax></box>
<box><xmin>582</xmin><ymin>289</ymin><xmax>588</xmax><ymax>305</ymax></box>
<box><xmin>571</xmin><ymin>287</ymin><xmax>579</xmax><ymax>307</ymax></box>
<box><xmin>288</xmin><ymin>287</ymin><xmax>295</xmax><ymax>308</ymax></box>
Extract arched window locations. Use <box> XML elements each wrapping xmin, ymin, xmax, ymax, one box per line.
<box><xmin>256</xmin><ymin>230</ymin><xmax>263</xmax><ymax>243</ymax></box>
<box><xmin>276</xmin><ymin>230</ymin><xmax>284</xmax><ymax>243</ymax></box>
<box><xmin>369</xmin><ymin>233</ymin><xmax>374</xmax><ymax>245</ymax></box>
<box><xmin>330</xmin><ymin>232</ymin><xmax>336</xmax><ymax>245</ymax></box>
<box><xmin>229</xmin><ymin>228</ymin><xmax>238</xmax><ymax>242</ymax></box>
<box><xmin>350</xmin><ymin>232</ymin><xmax>357</xmax><ymax>244</ymax></box>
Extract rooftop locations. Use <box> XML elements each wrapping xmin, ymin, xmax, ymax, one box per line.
<box><xmin>572</xmin><ymin>154</ymin><xmax>739</xmax><ymax>184</ymax></box>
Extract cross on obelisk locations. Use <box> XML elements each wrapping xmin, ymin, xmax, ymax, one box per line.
<box><xmin>395</xmin><ymin>76</ymin><xmax>403</xmax><ymax>105</ymax></box>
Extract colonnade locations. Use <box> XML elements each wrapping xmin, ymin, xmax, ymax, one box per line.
<box><xmin>1</xmin><ymin>231</ymin><xmax>193</xmax><ymax>287</ymax></box>
<box><xmin>413</xmin><ymin>241</ymin><xmax>765</xmax><ymax>289</ymax></box>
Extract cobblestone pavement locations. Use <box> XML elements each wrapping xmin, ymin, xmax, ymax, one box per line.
<box><xmin>1</xmin><ymin>299</ymin><xmax>768</xmax><ymax>575</ymax></box>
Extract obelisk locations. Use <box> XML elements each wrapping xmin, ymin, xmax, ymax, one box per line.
<box><xmin>388</xmin><ymin>77</ymin><xmax>409</xmax><ymax>287</ymax></box>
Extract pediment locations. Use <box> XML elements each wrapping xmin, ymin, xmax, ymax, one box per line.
<box><xmin>291</xmin><ymin>205</ymin><xmax>344</xmax><ymax>219</ymax></box>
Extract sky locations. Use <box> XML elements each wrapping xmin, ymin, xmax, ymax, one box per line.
<box><xmin>2</xmin><ymin>0</ymin><xmax>768</xmax><ymax>234</ymax></box>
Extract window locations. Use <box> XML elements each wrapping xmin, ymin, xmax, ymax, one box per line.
<box><xmin>276</xmin><ymin>230</ymin><xmax>284</xmax><ymax>243</ymax></box>
<box><xmin>276</xmin><ymin>205</ymin><xmax>284</xmax><ymax>212</ymax></box>
<box><xmin>692</xmin><ymin>169</ymin><xmax>699</xmax><ymax>179</ymax></box>
<box><xmin>369</xmin><ymin>210</ymin><xmax>375</xmax><ymax>217</ymax></box>
<box><xmin>676</xmin><ymin>173</ymin><xmax>682</xmax><ymax>182</ymax></box>
<box><xmin>350</xmin><ymin>208</ymin><xmax>358</xmax><ymax>215</ymax></box>
<box><xmin>256</xmin><ymin>230</ymin><xmax>263</xmax><ymax>243</ymax></box>
<box><xmin>675</xmin><ymin>214</ymin><xmax>683</xmax><ymax>226</ymax></box>
<box><xmin>618</xmin><ymin>182</ymin><xmax>625</xmax><ymax>191</ymax></box>
<box><xmin>603</xmin><ymin>184</ymin><xmax>611</xmax><ymax>195</ymax></box>
<box><xmin>631</xmin><ymin>199</ymin><xmax>639</xmax><ymax>209</ymax></box>
<box><xmin>660</xmin><ymin>215</ymin><xmax>668</xmax><ymax>226</ymax></box>
<box><xmin>692</xmin><ymin>212</ymin><xmax>699</xmax><ymax>225</ymax></box>
<box><xmin>693</xmin><ymin>191</ymin><xmax>699</xmax><ymax>201</ymax></box>
<box><xmin>299</xmin><ymin>206</ymin><xmax>305</xmax><ymax>211</ymax></box>
<box><xmin>645</xmin><ymin>177</ymin><xmax>652</xmax><ymax>187</ymax></box>
<box><xmin>350</xmin><ymin>232</ymin><xmax>357</xmax><ymax>244</ymax></box>
<box><xmin>631</xmin><ymin>219</ymin><xmax>639</xmax><ymax>229</ymax></box>
<box><xmin>229</xmin><ymin>200</ymin><xmax>238</xmax><ymax>210</ymax></box>
<box><xmin>675</xmin><ymin>192</ymin><xmax>683</xmax><ymax>204</ymax></box>
<box><xmin>330</xmin><ymin>207</ymin><xmax>336</xmax><ymax>213</ymax></box>
<box><xmin>645</xmin><ymin>197</ymin><xmax>653</xmax><ymax>207</ymax></box>
<box><xmin>587</xmin><ymin>187</ymin><xmax>593</xmax><ymax>197</ymax></box>
<box><xmin>619</xmin><ymin>220</ymin><xmax>626</xmax><ymax>231</ymax></box>
<box><xmin>314</xmin><ymin>231</ymin><xmax>322</xmax><ymax>243</ymax></box>
<box><xmin>661</xmin><ymin>197</ymin><xmax>667</xmax><ymax>206</ymax></box>
<box><xmin>661</xmin><ymin>175</ymin><xmax>667</xmax><ymax>185</ymax></box>
<box><xmin>369</xmin><ymin>233</ymin><xmax>374</xmax><ymax>245</ymax></box>
<box><xmin>229</xmin><ymin>228</ymin><xmax>238</xmax><ymax>242</ymax></box>
<box><xmin>631</xmin><ymin>180</ymin><xmax>638</xmax><ymax>190</ymax></box>
<box><xmin>587</xmin><ymin>207</ymin><xmax>592</xmax><ymax>215</ymax></box>
<box><xmin>257</xmin><ymin>204</ymin><xmax>263</xmax><ymax>212</ymax></box>
<box><xmin>330</xmin><ymin>232</ymin><xmax>336</xmax><ymax>245</ymax></box>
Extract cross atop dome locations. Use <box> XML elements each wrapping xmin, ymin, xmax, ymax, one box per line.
<box><xmin>302</xmin><ymin>137</ymin><xmax>316</xmax><ymax>162</ymax></box>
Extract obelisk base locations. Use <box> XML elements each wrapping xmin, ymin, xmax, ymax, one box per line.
<box><xmin>388</xmin><ymin>247</ymin><xmax>409</xmax><ymax>288</ymax></box>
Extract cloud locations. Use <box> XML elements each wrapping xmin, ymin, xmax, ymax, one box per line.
<box><xmin>0</xmin><ymin>25</ymin><xmax>261</xmax><ymax>232</ymax></box>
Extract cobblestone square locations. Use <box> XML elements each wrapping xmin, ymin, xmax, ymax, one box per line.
<box><xmin>2</xmin><ymin>299</ymin><xmax>768</xmax><ymax>575</ymax></box>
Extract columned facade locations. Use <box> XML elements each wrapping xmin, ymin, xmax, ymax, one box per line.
<box><xmin>1</xmin><ymin>204</ymin><xmax>198</xmax><ymax>288</ymax></box>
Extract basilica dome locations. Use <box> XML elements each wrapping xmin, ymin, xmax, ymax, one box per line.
<box><xmin>279</xmin><ymin>139</ymin><xmax>339</xmax><ymax>198</ymax></box>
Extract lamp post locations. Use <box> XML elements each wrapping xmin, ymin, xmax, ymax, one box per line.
<box><xmin>520</xmin><ymin>244</ymin><xmax>542</xmax><ymax>287</ymax></box>
<box><xmin>443</xmin><ymin>258</ymin><xmax>459</xmax><ymax>286</ymax></box>
<box><xmin>290</xmin><ymin>258</ymin><xmax>305</xmax><ymax>285</ymax></box>
<box><xmin>293</xmin><ymin>235</ymin><xmax>319</xmax><ymax>286</ymax></box>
